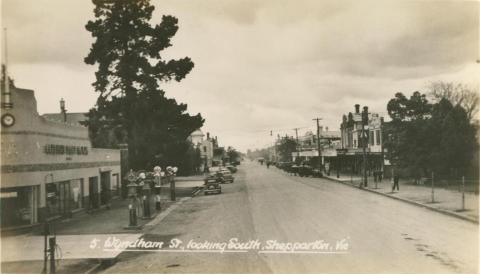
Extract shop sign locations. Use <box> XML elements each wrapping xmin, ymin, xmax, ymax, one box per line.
<box><xmin>0</xmin><ymin>192</ymin><xmax>18</xmax><ymax>198</ymax></box>
<box><xmin>44</xmin><ymin>144</ymin><xmax>88</xmax><ymax>155</ymax></box>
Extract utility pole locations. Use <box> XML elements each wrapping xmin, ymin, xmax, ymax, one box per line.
<box><xmin>361</xmin><ymin>106</ymin><xmax>369</xmax><ymax>187</ymax></box>
<box><xmin>313</xmin><ymin>118</ymin><xmax>323</xmax><ymax>176</ymax></box>
<box><xmin>293</xmin><ymin>128</ymin><xmax>300</xmax><ymax>162</ymax></box>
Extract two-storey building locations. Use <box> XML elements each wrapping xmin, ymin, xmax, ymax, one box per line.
<box><xmin>338</xmin><ymin>104</ymin><xmax>384</xmax><ymax>176</ymax></box>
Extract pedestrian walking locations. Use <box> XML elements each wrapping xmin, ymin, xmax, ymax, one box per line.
<box><xmin>392</xmin><ymin>174</ymin><xmax>400</xmax><ymax>191</ymax></box>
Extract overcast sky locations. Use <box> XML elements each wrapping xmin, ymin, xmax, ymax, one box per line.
<box><xmin>2</xmin><ymin>0</ymin><xmax>479</xmax><ymax>152</ymax></box>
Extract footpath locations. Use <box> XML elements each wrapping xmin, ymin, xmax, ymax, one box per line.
<box><xmin>1</xmin><ymin>178</ymin><xmax>205</xmax><ymax>274</ymax></box>
<box><xmin>323</xmin><ymin>173</ymin><xmax>478</xmax><ymax>224</ymax></box>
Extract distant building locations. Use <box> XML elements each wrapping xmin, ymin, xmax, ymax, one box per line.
<box><xmin>292</xmin><ymin>128</ymin><xmax>341</xmax><ymax>171</ymax></box>
<box><xmin>188</xmin><ymin>129</ymin><xmax>214</xmax><ymax>170</ymax></box>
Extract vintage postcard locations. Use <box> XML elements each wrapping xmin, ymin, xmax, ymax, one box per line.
<box><xmin>1</xmin><ymin>0</ymin><xmax>479</xmax><ymax>273</ymax></box>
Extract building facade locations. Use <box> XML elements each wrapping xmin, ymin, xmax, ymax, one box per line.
<box><xmin>189</xmin><ymin>129</ymin><xmax>214</xmax><ymax>170</ymax></box>
<box><xmin>1</xmin><ymin>87</ymin><xmax>121</xmax><ymax>229</ymax></box>
<box><xmin>291</xmin><ymin>128</ymin><xmax>341</xmax><ymax>173</ymax></box>
<box><xmin>338</xmin><ymin>104</ymin><xmax>384</xmax><ymax>176</ymax></box>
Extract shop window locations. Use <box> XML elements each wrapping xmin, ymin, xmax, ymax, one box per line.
<box><xmin>46</xmin><ymin>183</ymin><xmax>60</xmax><ymax>217</ymax></box>
<box><xmin>70</xmin><ymin>179</ymin><xmax>84</xmax><ymax>210</ymax></box>
<box><xmin>376</xmin><ymin>130</ymin><xmax>381</xmax><ymax>145</ymax></box>
<box><xmin>46</xmin><ymin>181</ymin><xmax>75</xmax><ymax>217</ymax></box>
<box><xmin>0</xmin><ymin>186</ymin><xmax>37</xmax><ymax>227</ymax></box>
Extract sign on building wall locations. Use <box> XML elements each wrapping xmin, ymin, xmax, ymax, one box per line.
<box><xmin>44</xmin><ymin>144</ymin><xmax>88</xmax><ymax>155</ymax></box>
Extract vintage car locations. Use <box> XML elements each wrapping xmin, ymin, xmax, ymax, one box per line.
<box><xmin>297</xmin><ymin>164</ymin><xmax>314</xmax><ymax>177</ymax></box>
<box><xmin>204</xmin><ymin>172</ymin><xmax>222</xmax><ymax>195</ymax></box>
<box><xmin>225</xmin><ymin>165</ymin><xmax>237</xmax><ymax>173</ymax></box>
<box><xmin>219</xmin><ymin>169</ymin><xmax>235</xmax><ymax>183</ymax></box>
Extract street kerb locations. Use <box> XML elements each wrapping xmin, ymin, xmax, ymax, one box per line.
<box><xmin>323</xmin><ymin>176</ymin><xmax>479</xmax><ymax>225</ymax></box>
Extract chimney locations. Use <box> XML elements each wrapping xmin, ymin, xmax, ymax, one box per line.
<box><xmin>207</xmin><ymin>132</ymin><xmax>210</xmax><ymax>140</ymax></box>
<box><xmin>362</xmin><ymin>106</ymin><xmax>369</xmax><ymax>124</ymax></box>
<box><xmin>2</xmin><ymin>28</ymin><xmax>12</xmax><ymax>109</ymax></box>
<box><xmin>60</xmin><ymin>98</ymin><xmax>67</xmax><ymax>122</ymax></box>
<box><xmin>326</xmin><ymin>126</ymin><xmax>329</xmax><ymax>131</ymax></box>
<box><xmin>354</xmin><ymin>104</ymin><xmax>360</xmax><ymax>114</ymax></box>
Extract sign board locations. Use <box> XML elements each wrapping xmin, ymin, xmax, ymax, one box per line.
<box><xmin>0</xmin><ymin>192</ymin><xmax>18</xmax><ymax>198</ymax></box>
<box><xmin>44</xmin><ymin>144</ymin><xmax>88</xmax><ymax>155</ymax></box>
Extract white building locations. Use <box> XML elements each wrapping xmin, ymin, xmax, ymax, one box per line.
<box><xmin>189</xmin><ymin>129</ymin><xmax>214</xmax><ymax>170</ymax></box>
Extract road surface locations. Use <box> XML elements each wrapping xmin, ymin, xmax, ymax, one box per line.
<box><xmin>103</xmin><ymin>161</ymin><xmax>478</xmax><ymax>274</ymax></box>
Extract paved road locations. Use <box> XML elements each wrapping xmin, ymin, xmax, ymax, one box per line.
<box><xmin>103</xmin><ymin>161</ymin><xmax>478</xmax><ymax>274</ymax></box>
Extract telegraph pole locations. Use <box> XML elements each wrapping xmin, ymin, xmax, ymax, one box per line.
<box><xmin>293</xmin><ymin>128</ymin><xmax>300</xmax><ymax>162</ymax></box>
<box><xmin>361</xmin><ymin>106</ymin><xmax>369</xmax><ymax>187</ymax></box>
<box><xmin>313</xmin><ymin>118</ymin><xmax>323</xmax><ymax>176</ymax></box>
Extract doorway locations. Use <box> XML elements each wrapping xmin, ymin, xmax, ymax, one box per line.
<box><xmin>88</xmin><ymin>177</ymin><xmax>99</xmax><ymax>209</ymax></box>
<box><xmin>100</xmin><ymin>171</ymin><xmax>111</xmax><ymax>205</ymax></box>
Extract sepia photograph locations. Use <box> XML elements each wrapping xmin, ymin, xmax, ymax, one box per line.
<box><xmin>1</xmin><ymin>0</ymin><xmax>479</xmax><ymax>273</ymax></box>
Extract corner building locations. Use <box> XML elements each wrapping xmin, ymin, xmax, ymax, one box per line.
<box><xmin>1</xmin><ymin>87</ymin><xmax>121</xmax><ymax>229</ymax></box>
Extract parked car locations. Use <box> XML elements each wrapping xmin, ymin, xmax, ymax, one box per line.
<box><xmin>204</xmin><ymin>172</ymin><xmax>222</xmax><ymax>195</ymax></box>
<box><xmin>220</xmin><ymin>169</ymin><xmax>234</xmax><ymax>183</ymax></box>
<box><xmin>297</xmin><ymin>164</ymin><xmax>314</xmax><ymax>177</ymax></box>
<box><xmin>226</xmin><ymin>165</ymin><xmax>237</xmax><ymax>173</ymax></box>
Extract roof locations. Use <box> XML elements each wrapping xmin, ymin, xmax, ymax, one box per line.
<box><xmin>42</xmin><ymin>112</ymin><xmax>88</xmax><ymax>126</ymax></box>
<box><xmin>319</xmin><ymin>131</ymin><xmax>341</xmax><ymax>139</ymax></box>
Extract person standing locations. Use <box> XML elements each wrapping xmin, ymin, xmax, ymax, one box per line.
<box><xmin>392</xmin><ymin>174</ymin><xmax>400</xmax><ymax>191</ymax></box>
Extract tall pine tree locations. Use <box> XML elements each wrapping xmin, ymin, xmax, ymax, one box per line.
<box><xmin>84</xmin><ymin>0</ymin><xmax>203</xmax><ymax>170</ymax></box>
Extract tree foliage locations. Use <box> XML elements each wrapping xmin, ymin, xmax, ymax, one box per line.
<box><xmin>83</xmin><ymin>0</ymin><xmax>204</xmax><ymax>171</ymax></box>
<box><xmin>384</xmin><ymin>91</ymin><xmax>477</xmax><ymax>178</ymax></box>
<box><xmin>428</xmin><ymin>81</ymin><xmax>479</xmax><ymax>122</ymax></box>
<box><xmin>226</xmin><ymin>147</ymin><xmax>241</xmax><ymax>163</ymax></box>
<box><xmin>276</xmin><ymin>137</ymin><xmax>297</xmax><ymax>162</ymax></box>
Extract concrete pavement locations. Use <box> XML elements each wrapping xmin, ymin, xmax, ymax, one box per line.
<box><xmin>321</xmin><ymin>172</ymin><xmax>479</xmax><ymax>223</ymax></box>
<box><xmin>0</xmin><ymin>178</ymin><xmax>201</xmax><ymax>273</ymax></box>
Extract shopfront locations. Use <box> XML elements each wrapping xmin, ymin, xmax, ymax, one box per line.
<box><xmin>0</xmin><ymin>186</ymin><xmax>39</xmax><ymax>227</ymax></box>
<box><xmin>45</xmin><ymin>179</ymin><xmax>84</xmax><ymax>218</ymax></box>
<box><xmin>1</xmin><ymin>87</ymin><xmax>122</xmax><ymax>229</ymax></box>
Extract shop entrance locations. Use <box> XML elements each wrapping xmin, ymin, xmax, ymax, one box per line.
<box><xmin>100</xmin><ymin>171</ymin><xmax>111</xmax><ymax>205</ymax></box>
<box><xmin>88</xmin><ymin>177</ymin><xmax>99</xmax><ymax>209</ymax></box>
<box><xmin>58</xmin><ymin>182</ymin><xmax>71</xmax><ymax>217</ymax></box>
<box><xmin>46</xmin><ymin>182</ymin><xmax>71</xmax><ymax>218</ymax></box>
